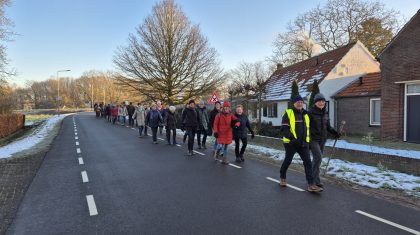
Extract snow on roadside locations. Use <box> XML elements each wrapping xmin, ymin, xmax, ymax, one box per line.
<box><xmin>0</xmin><ymin>114</ymin><xmax>71</xmax><ymax>159</ymax></box>
<box><xmin>244</xmin><ymin>143</ymin><xmax>420</xmax><ymax>197</ymax></box>
<box><xmin>325</xmin><ymin>139</ymin><xmax>420</xmax><ymax>160</ymax></box>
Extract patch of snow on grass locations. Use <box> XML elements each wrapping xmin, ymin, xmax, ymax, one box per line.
<box><xmin>0</xmin><ymin>114</ymin><xmax>71</xmax><ymax>159</ymax></box>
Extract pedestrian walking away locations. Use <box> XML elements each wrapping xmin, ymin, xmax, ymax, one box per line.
<box><xmin>213</xmin><ymin>101</ymin><xmax>238</xmax><ymax>165</ymax></box>
<box><xmin>118</xmin><ymin>103</ymin><xmax>128</xmax><ymax>126</ymax></box>
<box><xmin>181</xmin><ymin>103</ymin><xmax>189</xmax><ymax>144</ymax></box>
<box><xmin>164</xmin><ymin>106</ymin><xmax>177</xmax><ymax>145</ymax></box>
<box><xmin>279</xmin><ymin>95</ymin><xmax>322</xmax><ymax>193</ymax></box>
<box><xmin>145</xmin><ymin>103</ymin><xmax>163</xmax><ymax>144</ymax></box>
<box><xmin>308</xmin><ymin>93</ymin><xmax>340</xmax><ymax>190</ymax></box>
<box><xmin>181</xmin><ymin>100</ymin><xmax>200</xmax><ymax>156</ymax></box>
<box><xmin>208</xmin><ymin>101</ymin><xmax>221</xmax><ymax>160</ymax></box>
<box><xmin>233</xmin><ymin>104</ymin><xmax>255</xmax><ymax>163</ymax></box>
<box><xmin>133</xmin><ymin>103</ymin><xmax>146</xmax><ymax>138</ymax></box>
<box><xmin>111</xmin><ymin>105</ymin><xmax>118</xmax><ymax>125</ymax></box>
<box><xmin>196</xmin><ymin>100</ymin><xmax>209</xmax><ymax>150</ymax></box>
<box><xmin>127</xmin><ymin>102</ymin><xmax>136</xmax><ymax>128</ymax></box>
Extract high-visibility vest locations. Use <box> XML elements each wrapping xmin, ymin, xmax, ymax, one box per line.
<box><xmin>282</xmin><ymin>109</ymin><xmax>310</xmax><ymax>143</ymax></box>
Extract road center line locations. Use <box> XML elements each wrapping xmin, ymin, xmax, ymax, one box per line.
<box><xmin>355</xmin><ymin>210</ymin><xmax>420</xmax><ymax>234</ymax></box>
<box><xmin>228</xmin><ymin>163</ymin><xmax>242</xmax><ymax>169</ymax></box>
<box><xmin>75</xmin><ymin>136</ymin><xmax>78</xmax><ymax>140</ymax></box>
<box><xmin>193</xmin><ymin>150</ymin><xmax>205</xmax><ymax>156</ymax></box>
<box><xmin>265</xmin><ymin>177</ymin><xmax>305</xmax><ymax>192</ymax></box>
<box><xmin>78</xmin><ymin>157</ymin><xmax>84</xmax><ymax>165</ymax></box>
<box><xmin>75</xmin><ymin>141</ymin><xmax>79</xmax><ymax>146</ymax></box>
<box><xmin>76</xmin><ymin>148</ymin><xmax>81</xmax><ymax>154</ymax></box>
<box><xmin>157</xmin><ymin>137</ymin><xmax>165</xmax><ymax>141</ymax></box>
<box><xmin>131</xmin><ymin>128</ymin><xmax>136</xmax><ymax>130</ymax></box>
<box><xmin>86</xmin><ymin>195</ymin><xmax>98</xmax><ymax>216</ymax></box>
<box><xmin>81</xmin><ymin>171</ymin><xmax>89</xmax><ymax>183</ymax></box>
<box><xmin>176</xmin><ymin>144</ymin><xmax>181</xmax><ymax>147</ymax></box>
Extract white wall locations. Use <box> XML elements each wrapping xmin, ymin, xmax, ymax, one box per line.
<box><xmin>260</xmin><ymin>101</ymin><xmax>288</xmax><ymax>126</ymax></box>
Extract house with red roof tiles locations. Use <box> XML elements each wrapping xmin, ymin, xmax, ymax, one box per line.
<box><xmin>262</xmin><ymin>40</ymin><xmax>380</xmax><ymax>127</ymax></box>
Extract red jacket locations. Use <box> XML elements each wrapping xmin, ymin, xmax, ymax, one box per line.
<box><xmin>111</xmin><ymin>107</ymin><xmax>118</xmax><ymax>116</ymax></box>
<box><xmin>213</xmin><ymin>112</ymin><xmax>237</xmax><ymax>145</ymax></box>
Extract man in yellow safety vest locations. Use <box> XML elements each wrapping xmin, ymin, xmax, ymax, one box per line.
<box><xmin>279</xmin><ymin>95</ymin><xmax>322</xmax><ymax>193</ymax></box>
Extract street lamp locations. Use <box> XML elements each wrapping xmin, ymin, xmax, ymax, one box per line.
<box><xmin>57</xmin><ymin>69</ymin><xmax>71</xmax><ymax>114</ymax></box>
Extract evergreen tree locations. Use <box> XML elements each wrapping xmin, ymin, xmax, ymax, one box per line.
<box><xmin>308</xmin><ymin>79</ymin><xmax>320</xmax><ymax>107</ymax></box>
<box><xmin>288</xmin><ymin>80</ymin><xmax>300</xmax><ymax>109</ymax></box>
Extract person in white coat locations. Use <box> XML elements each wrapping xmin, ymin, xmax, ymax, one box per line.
<box><xmin>133</xmin><ymin>103</ymin><xmax>146</xmax><ymax>137</ymax></box>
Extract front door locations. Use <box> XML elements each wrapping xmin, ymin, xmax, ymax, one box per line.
<box><xmin>406</xmin><ymin>91</ymin><xmax>420</xmax><ymax>143</ymax></box>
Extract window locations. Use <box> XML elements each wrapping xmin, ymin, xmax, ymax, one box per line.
<box><xmin>370</xmin><ymin>98</ymin><xmax>381</xmax><ymax>125</ymax></box>
<box><xmin>267</xmin><ymin>103</ymin><xmax>278</xmax><ymax>118</ymax></box>
<box><xmin>407</xmin><ymin>84</ymin><xmax>420</xmax><ymax>94</ymax></box>
<box><xmin>263</xmin><ymin>104</ymin><xmax>267</xmax><ymax>117</ymax></box>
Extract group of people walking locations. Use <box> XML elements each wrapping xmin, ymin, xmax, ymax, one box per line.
<box><xmin>94</xmin><ymin>92</ymin><xmax>340</xmax><ymax>193</ymax></box>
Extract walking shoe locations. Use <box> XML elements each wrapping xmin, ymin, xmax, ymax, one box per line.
<box><xmin>213</xmin><ymin>151</ymin><xmax>219</xmax><ymax>161</ymax></box>
<box><xmin>235</xmin><ymin>157</ymin><xmax>241</xmax><ymax>163</ymax></box>
<box><xmin>316</xmin><ymin>183</ymin><xmax>324</xmax><ymax>188</ymax></box>
<box><xmin>173</xmin><ymin>142</ymin><xmax>178</xmax><ymax>145</ymax></box>
<box><xmin>221</xmin><ymin>157</ymin><xmax>229</xmax><ymax>165</ymax></box>
<box><xmin>198</xmin><ymin>144</ymin><xmax>202</xmax><ymax>150</ymax></box>
<box><xmin>307</xmin><ymin>184</ymin><xmax>323</xmax><ymax>193</ymax></box>
<box><xmin>153</xmin><ymin>141</ymin><xmax>158</xmax><ymax>144</ymax></box>
<box><xmin>202</xmin><ymin>144</ymin><xmax>207</xmax><ymax>149</ymax></box>
<box><xmin>279</xmin><ymin>178</ymin><xmax>287</xmax><ymax>187</ymax></box>
<box><xmin>240</xmin><ymin>154</ymin><xmax>245</xmax><ymax>162</ymax></box>
<box><xmin>187</xmin><ymin>151</ymin><xmax>193</xmax><ymax>156</ymax></box>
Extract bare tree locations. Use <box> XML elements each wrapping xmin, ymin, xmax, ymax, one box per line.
<box><xmin>270</xmin><ymin>0</ymin><xmax>402</xmax><ymax>66</ymax></box>
<box><xmin>114</xmin><ymin>0</ymin><xmax>223</xmax><ymax>105</ymax></box>
<box><xmin>0</xmin><ymin>0</ymin><xmax>15</xmax><ymax>97</ymax></box>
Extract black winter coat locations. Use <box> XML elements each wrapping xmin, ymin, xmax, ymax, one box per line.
<box><xmin>232</xmin><ymin>114</ymin><xmax>254</xmax><ymax>139</ymax></box>
<box><xmin>308</xmin><ymin>106</ymin><xmax>338</xmax><ymax>142</ymax></box>
<box><xmin>127</xmin><ymin>105</ymin><xmax>135</xmax><ymax>116</ymax></box>
<box><xmin>280</xmin><ymin>108</ymin><xmax>309</xmax><ymax>147</ymax></box>
<box><xmin>164</xmin><ymin>112</ymin><xmax>177</xmax><ymax>129</ymax></box>
<box><xmin>145</xmin><ymin>110</ymin><xmax>163</xmax><ymax>128</ymax></box>
<box><xmin>182</xmin><ymin>107</ymin><xmax>199</xmax><ymax>128</ymax></box>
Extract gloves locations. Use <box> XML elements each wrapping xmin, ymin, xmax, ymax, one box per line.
<box><xmin>251</xmin><ymin>133</ymin><xmax>255</xmax><ymax>139</ymax></box>
<box><xmin>235</xmin><ymin>122</ymin><xmax>240</xmax><ymax>128</ymax></box>
<box><xmin>214</xmin><ymin>132</ymin><xmax>219</xmax><ymax>139</ymax></box>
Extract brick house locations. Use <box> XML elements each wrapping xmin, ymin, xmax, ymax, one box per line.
<box><xmin>378</xmin><ymin>10</ymin><xmax>420</xmax><ymax>143</ymax></box>
<box><xmin>333</xmin><ymin>72</ymin><xmax>381</xmax><ymax>137</ymax></box>
<box><xmin>261</xmin><ymin>41</ymin><xmax>380</xmax><ymax>127</ymax></box>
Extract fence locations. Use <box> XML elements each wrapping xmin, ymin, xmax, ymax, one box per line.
<box><xmin>0</xmin><ymin>114</ymin><xmax>25</xmax><ymax>138</ymax></box>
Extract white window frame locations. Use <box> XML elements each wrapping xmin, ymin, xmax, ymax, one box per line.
<box><xmin>369</xmin><ymin>98</ymin><xmax>381</xmax><ymax>126</ymax></box>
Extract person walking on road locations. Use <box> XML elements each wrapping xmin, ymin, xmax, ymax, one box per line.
<box><xmin>118</xmin><ymin>103</ymin><xmax>128</xmax><ymax>126</ymax></box>
<box><xmin>213</xmin><ymin>101</ymin><xmax>238</xmax><ymax>165</ymax></box>
<box><xmin>127</xmin><ymin>102</ymin><xmax>136</xmax><ymax>128</ymax></box>
<box><xmin>133</xmin><ymin>103</ymin><xmax>146</xmax><ymax>138</ymax></box>
<box><xmin>157</xmin><ymin>101</ymin><xmax>164</xmax><ymax>135</ymax></box>
<box><xmin>208</xmin><ymin>101</ymin><xmax>221</xmax><ymax>160</ymax></box>
<box><xmin>145</xmin><ymin>103</ymin><xmax>163</xmax><ymax>144</ymax></box>
<box><xmin>164</xmin><ymin>106</ymin><xmax>177</xmax><ymax>145</ymax></box>
<box><xmin>144</xmin><ymin>104</ymin><xmax>150</xmax><ymax>136</ymax></box>
<box><xmin>95</xmin><ymin>104</ymin><xmax>101</xmax><ymax>119</ymax></box>
<box><xmin>181</xmin><ymin>100</ymin><xmax>200</xmax><ymax>156</ymax></box>
<box><xmin>308</xmin><ymin>93</ymin><xmax>340</xmax><ymax>190</ymax></box>
<box><xmin>233</xmin><ymin>104</ymin><xmax>254</xmax><ymax>163</ymax></box>
<box><xmin>279</xmin><ymin>95</ymin><xmax>322</xmax><ymax>193</ymax></box>
<box><xmin>196</xmin><ymin>101</ymin><xmax>209</xmax><ymax>150</ymax></box>
<box><xmin>106</xmin><ymin>104</ymin><xmax>111</xmax><ymax>122</ymax></box>
<box><xmin>111</xmin><ymin>104</ymin><xmax>118</xmax><ymax>125</ymax></box>
<box><xmin>181</xmin><ymin>103</ymin><xmax>189</xmax><ymax>144</ymax></box>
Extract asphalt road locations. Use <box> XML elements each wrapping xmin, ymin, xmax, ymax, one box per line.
<box><xmin>6</xmin><ymin>113</ymin><xmax>420</xmax><ymax>234</ymax></box>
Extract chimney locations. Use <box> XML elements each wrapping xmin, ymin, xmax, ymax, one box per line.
<box><xmin>277</xmin><ymin>63</ymin><xmax>283</xmax><ymax>70</ymax></box>
<box><xmin>359</xmin><ymin>76</ymin><xmax>363</xmax><ymax>85</ymax></box>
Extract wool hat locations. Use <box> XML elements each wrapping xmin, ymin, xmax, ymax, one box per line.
<box><xmin>292</xmin><ymin>95</ymin><xmax>304</xmax><ymax>103</ymax></box>
<box><xmin>223</xmin><ymin>101</ymin><xmax>231</xmax><ymax>107</ymax></box>
<box><xmin>199</xmin><ymin>100</ymin><xmax>205</xmax><ymax>105</ymax></box>
<box><xmin>188</xmin><ymin>99</ymin><xmax>195</xmax><ymax>105</ymax></box>
<box><xmin>314</xmin><ymin>93</ymin><xmax>326</xmax><ymax>103</ymax></box>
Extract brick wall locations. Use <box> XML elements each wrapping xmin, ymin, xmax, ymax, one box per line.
<box><xmin>0</xmin><ymin>114</ymin><xmax>25</xmax><ymax>138</ymax></box>
<box><xmin>380</xmin><ymin>12</ymin><xmax>420</xmax><ymax>141</ymax></box>
<box><xmin>336</xmin><ymin>96</ymin><xmax>381</xmax><ymax>137</ymax></box>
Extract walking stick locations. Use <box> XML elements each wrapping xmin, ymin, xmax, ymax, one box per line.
<box><xmin>323</xmin><ymin>121</ymin><xmax>346</xmax><ymax>176</ymax></box>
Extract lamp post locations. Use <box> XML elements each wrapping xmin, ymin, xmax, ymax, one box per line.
<box><xmin>57</xmin><ymin>69</ymin><xmax>71</xmax><ymax>115</ymax></box>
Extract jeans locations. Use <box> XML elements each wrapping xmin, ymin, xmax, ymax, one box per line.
<box><xmin>213</xmin><ymin>138</ymin><xmax>218</xmax><ymax>151</ymax></box>
<box><xmin>310</xmin><ymin>139</ymin><xmax>326</xmax><ymax>185</ymax></box>
<box><xmin>216</xmin><ymin>144</ymin><xmax>229</xmax><ymax>156</ymax></box>
<box><xmin>128</xmin><ymin>115</ymin><xmax>134</xmax><ymax>127</ymax></box>
<box><xmin>138</xmin><ymin>126</ymin><xmax>144</xmax><ymax>136</ymax></box>
<box><xmin>166</xmin><ymin>128</ymin><xmax>177</xmax><ymax>144</ymax></box>
<box><xmin>280</xmin><ymin>143</ymin><xmax>314</xmax><ymax>185</ymax></box>
<box><xmin>197</xmin><ymin>129</ymin><xmax>207</xmax><ymax>146</ymax></box>
<box><xmin>186</xmin><ymin>127</ymin><xmax>197</xmax><ymax>151</ymax></box>
<box><xmin>151</xmin><ymin>127</ymin><xmax>158</xmax><ymax>142</ymax></box>
<box><xmin>234</xmin><ymin>137</ymin><xmax>248</xmax><ymax>157</ymax></box>
<box><xmin>112</xmin><ymin>116</ymin><xmax>117</xmax><ymax>124</ymax></box>
<box><xmin>119</xmin><ymin>116</ymin><xmax>126</xmax><ymax>125</ymax></box>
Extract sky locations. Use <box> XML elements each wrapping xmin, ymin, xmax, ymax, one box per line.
<box><xmin>4</xmin><ymin>0</ymin><xmax>420</xmax><ymax>86</ymax></box>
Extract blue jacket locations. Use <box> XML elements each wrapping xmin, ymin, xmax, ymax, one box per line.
<box><xmin>146</xmin><ymin>110</ymin><xmax>163</xmax><ymax>128</ymax></box>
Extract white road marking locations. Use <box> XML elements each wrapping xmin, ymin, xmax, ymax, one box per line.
<box><xmin>81</xmin><ymin>171</ymin><xmax>89</xmax><ymax>183</ymax></box>
<box><xmin>193</xmin><ymin>150</ymin><xmax>205</xmax><ymax>156</ymax></box>
<box><xmin>176</xmin><ymin>144</ymin><xmax>181</xmax><ymax>147</ymax></box>
<box><xmin>265</xmin><ymin>177</ymin><xmax>305</xmax><ymax>192</ymax></box>
<box><xmin>78</xmin><ymin>157</ymin><xmax>84</xmax><ymax>165</ymax></box>
<box><xmin>158</xmin><ymin>137</ymin><xmax>165</xmax><ymax>141</ymax></box>
<box><xmin>75</xmin><ymin>141</ymin><xmax>79</xmax><ymax>146</ymax></box>
<box><xmin>131</xmin><ymin>128</ymin><xmax>136</xmax><ymax>130</ymax></box>
<box><xmin>86</xmin><ymin>195</ymin><xmax>98</xmax><ymax>216</ymax></box>
<box><xmin>355</xmin><ymin>210</ymin><xmax>420</xmax><ymax>235</ymax></box>
<box><xmin>75</xmin><ymin>136</ymin><xmax>78</xmax><ymax>140</ymax></box>
<box><xmin>75</xmin><ymin>132</ymin><xmax>78</xmax><ymax>136</ymax></box>
<box><xmin>228</xmin><ymin>163</ymin><xmax>242</xmax><ymax>169</ymax></box>
<box><xmin>76</xmin><ymin>148</ymin><xmax>81</xmax><ymax>154</ymax></box>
